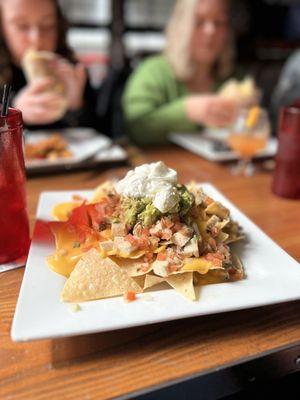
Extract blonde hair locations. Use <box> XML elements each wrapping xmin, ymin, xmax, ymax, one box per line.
<box><xmin>164</xmin><ymin>0</ymin><xmax>234</xmax><ymax>82</ymax></box>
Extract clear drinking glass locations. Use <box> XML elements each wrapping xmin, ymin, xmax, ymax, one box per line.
<box><xmin>227</xmin><ymin>107</ymin><xmax>271</xmax><ymax>176</ymax></box>
<box><xmin>0</xmin><ymin>108</ymin><xmax>30</xmax><ymax>264</ymax></box>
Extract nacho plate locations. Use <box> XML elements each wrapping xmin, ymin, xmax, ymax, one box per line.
<box><xmin>11</xmin><ymin>184</ymin><xmax>300</xmax><ymax>341</ymax></box>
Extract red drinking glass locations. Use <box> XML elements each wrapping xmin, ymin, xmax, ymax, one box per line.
<box><xmin>0</xmin><ymin>108</ymin><xmax>30</xmax><ymax>264</ymax></box>
<box><xmin>272</xmin><ymin>104</ymin><xmax>300</xmax><ymax>199</ymax></box>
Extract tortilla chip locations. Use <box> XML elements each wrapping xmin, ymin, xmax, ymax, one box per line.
<box><xmin>61</xmin><ymin>249</ymin><xmax>142</xmax><ymax>302</ymax></box>
<box><xmin>229</xmin><ymin>253</ymin><xmax>245</xmax><ymax>280</ymax></box>
<box><xmin>217</xmin><ymin>231</ymin><xmax>229</xmax><ymax>243</ymax></box>
<box><xmin>225</xmin><ymin>235</ymin><xmax>245</xmax><ymax>244</ymax></box>
<box><xmin>117</xmin><ymin>250</ymin><xmax>146</xmax><ymax>259</ymax></box>
<box><xmin>205</xmin><ymin>201</ymin><xmax>229</xmax><ymax>219</ymax></box>
<box><xmin>51</xmin><ymin>201</ymin><xmax>82</xmax><ymax>221</ymax></box>
<box><xmin>195</xmin><ymin>269</ymin><xmax>229</xmax><ymax>285</ymax></box>
<box><xmin>166</xmin><ymin>272</ymin><xmax>196</xmax><ymax>301</ymax></box>
<box><xmin>132</xmin><ymin>275</ymin><xmax>146</xmax><ymax>288</ymax></box>
<box><xmin>182</xmin><ymin>257</ymin><xmax>214</xmax><ymax>274</ymax></box>
<box><xmin>111</xmin><ymin>256</ymin><xmax>152</xmax><ymax>276</ymax></box>
<box><xmin>144</xmin><ymin>274</ymin><xmax>165</xmax><ymax>290</ymax></box>
<box><xmin>91</xmin><ymin>181</ymin><xmax>115</xmax><ymax>203</ymax></box>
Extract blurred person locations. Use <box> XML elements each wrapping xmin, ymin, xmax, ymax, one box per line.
<box><xmin>0</xmin><ymin>0</ymin><xmax>99</xmax><ymax>130</ymax></box>
<box><xmin>271</xmin><ymin>50</ymin><xmax>300</xmax><ymax>128</ymax></box>
<box><xmin>123</xmin><ymin>0</ymin><xmax>249</xmax><ymax>146</ymax></box>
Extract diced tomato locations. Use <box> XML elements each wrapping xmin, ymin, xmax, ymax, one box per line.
<box><xmin>138</xmin><ymin>237</ymin><xmax>150</xmax><ymax>249</ymax></box>
<box><xmin>228</xmin><ymin>268</ymin><xmax>243</xmax><ymax>281</ymax></box>
<box><xmin>205</xmin><ymin>197</ymin><xmax>214</xmax><ymax>205</ymax></box>
<box><xmin>161</xmin><ymin>229</ymin><xmax>173</xmax><ymax>240</ymax></box>
<box><xmin>141</xmin><ymin>263</ymin><xmax>150</xmax><ymax>272</ymax></box>
<box><xmin>167</xmin><ymin>264</ymin><xmax>179</xmax><ymax>273</ymax></box>
<box><xmin>124</xmin><ymin>291</ymin><xmax>136</xmax><ymax>303</ymax></box>
<box><xmin>143</xmin><ymin>252</ymin><xmax>154</xmax><ymax>263</ymax></box>
<box><xmin>205</xmin><ymin>253</ymin><xmax>223</xmax><ymax>267</ymax></box>
<box><xmin>211</xmin><ymin>227</ymin><xmax>219</xmax><ymax>237</ymax></box>
<box><xmin>208</xmin><ymin>237</ymin><xmax>217</xmax><ymax>250</ymax></box>
<box><xmin>173</xmin><ymin>222</ymin><xmax>182</xmax><ymax>232</ymax></box>
<box><xmin>213</xmin><ymin>252</ymin><xmax>224</xmax><ymax>260</ymax></box>
<box><xmin>157</xmin><ymin>251</ymin><xmax>167</xmax><ymax>261</ymax></box>
<box><xmin>141</xmin><ymin>227</ymin><xmax>150</xmax><ymax>237</ymax></box>
<box><xmin>125</xmin><ymin>234</ymin><xmax>139</xmax><ymax>246</ymax></box>
<box><xmin>161</xmin><ymin>217</ymin><xmax>174</xmax><ymax>229</ymax></box>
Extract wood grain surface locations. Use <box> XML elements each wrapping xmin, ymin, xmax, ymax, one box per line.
<box><xmin>1</xmin><ymin>145</ymin><xmax>300</xmax><ymax>400</ymax></box>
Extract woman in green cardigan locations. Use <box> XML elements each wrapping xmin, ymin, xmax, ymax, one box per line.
<box><xmin>123</xmin><ymin>0</ymin><xmax>240</xmax><ymax>146</ymax></box>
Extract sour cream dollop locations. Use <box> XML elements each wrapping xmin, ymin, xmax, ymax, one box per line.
<box><xmin>115</xmin><ymin>162</ymin><xmax>179</xmax><ymax>213</ymax></box>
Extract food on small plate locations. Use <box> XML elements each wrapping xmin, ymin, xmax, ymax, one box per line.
<box><xmin>25</xmin><ymin>134</ymin><xmax>73</xmax><ymax>161</ymax></box>
<box><xmin>22</xmin><ymin>49</ymin><xmax>67</xmax><ymax>118</ymax></box>
<box><xmin>47</xmin><ymin>162</ymin><xmax>245</xmax><ymax>302</ymax></box>
<box><xmin>219</xmin><ymin>77</ymin><xmax>259</xmax><ymax>105</ymax></box>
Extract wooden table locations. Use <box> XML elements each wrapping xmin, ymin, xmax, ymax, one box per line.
<box><xmin>1</xmin><ymin>146</ymin><xmax>300</xmax><ymax>400</ymax></box>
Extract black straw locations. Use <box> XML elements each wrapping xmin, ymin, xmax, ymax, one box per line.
<box><xmin>1</xmin><ymin>84</ymin><xmax>11</xmax><ymax>117</ymax></box>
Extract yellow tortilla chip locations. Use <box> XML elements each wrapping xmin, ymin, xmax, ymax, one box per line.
<box><xmin>144</xmin><ymin>274</ymin><xmax>165</xmax><ymax>290</ymax></box>
<box><xmin>91</xmin><ymin>181</ymin><xmax>115</xmax><ymax>203</ymax></box>
<box><xmin>61</xmin><ymin>249</ymin><xmax>142</xmax><ymax>302</ymax></box>
<box><xmin>111</xmin><ymin>256</ymin><xmax>152</xmax><ymax>276</ymax></box>
<box><xmin>230</xmin><ymin>253</ymin><xmax>245</xmax><ymax>280</ymax></box>
<box><xmin>117</xmin><ymin>249</ymin><xmax>146</xmax><ymax>259</ymax></box>
<box><xmin>166</xmin><ymin>272</ymin><xmax>196</xmax><ymax>301</ymax></box>
<box><xmin>217</xmin><ymin>231</ymin><xmax>229</xmax><ymax>243</ymax></box>
<box><xmin>132</xmin><ymin>275</ymin><xmax>146</xmax><ymax>288</ymax></box>
<box><xmin>205</xmin><ymin>202</ymin><xmax>229</xmax><ymax>219</ymax></box>
<box><xmin>182</xmin><ymin>257</ymin><xmax>214</xmax><ymax>274</ymax></box>
<box><xmin>51</xmin><ymin>201</ymin><xmax>82</xmax><ymax>221</ymax></box>
<box><xmin>225</xmin><ymin>235</ymin><xmax>245</xmax><ymax>244</ymax></box>
<box><xmin>195</xmin><ymin>269</ymin><xmax>229</xmax><ymax>285</ymax></box>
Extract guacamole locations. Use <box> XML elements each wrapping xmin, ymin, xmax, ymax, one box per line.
<box><xmin>121</xmin><ymin>185</ymin><xmax>194</xmax><ymax>227</ymax></box>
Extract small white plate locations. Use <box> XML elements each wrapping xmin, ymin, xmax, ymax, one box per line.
<box><xmin>25</xmin><ymin>128</ymin><xmax>113</xmax><ymax>171</ymax></box>
<box><xmin>11</xmin><ymin>184</ymin><xmax>300</xmax><ymax>342</ymax></box>
<box><xmin>170</xmin><ymin>132</ymin><xmax>278</xmax><ymax>162</ymax></box>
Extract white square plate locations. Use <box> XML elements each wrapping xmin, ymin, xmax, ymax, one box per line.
<box><xmin>11</xmin><ymin>184</ymin><xmax>300</xmax><ymax>342</ymax></box>
<box><xmin>170</xmin><ymin>132</ymin><xmax>278</xmax><ymax>162</ymax></box>
<box><xmin>25</xmin><ymin>128</ymin><xmax>114</xmax><ymax>172</ymax></box>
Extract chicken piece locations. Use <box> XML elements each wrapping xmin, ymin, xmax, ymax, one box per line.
<box><xmin>171</xmin><ymin>226</ymin><xmax>193</xmax><ymax>248</ymax></box>
<box><xmin>182</xmin><ymin>236</ymin><xmax>199</xmax><ymax>258</ymax></box>
<box><xmin>149</xmin><ymin>221</ymin><xmax>163</xmax><ymax>236</ymax></box>
<box><xmin>111</xmin><ymin>222</ymin><xmax>127</xmax><ymax>237</ymax></box>
<box><xmin>152</xmin><ymin>260</ymin><xmax>169</xmax><ymax>277</ymax></box>
<box><xmin>114</xmin><ymin>236</ymin><xmax>137</xmax><ymax>254</ymax></box>
<box><xmin>99</xmin><ymin>240</ymin><xmax>114</xmax><ymax>253</ymax></box>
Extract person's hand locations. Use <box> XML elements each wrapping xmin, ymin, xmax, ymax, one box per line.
<box><xmin>185</xmin><ymin>94</ymin><xmax>238</xmax><ymax>127</ymax></box>
<box><xmin>13</xmin><ymin>78</ymin><xmax>68</xmax><ymax>125</ymax></box>
<box><xmin>53</xmin><ymin>59</ymin><xmax>87</xmax><ymax>111</ymax></box>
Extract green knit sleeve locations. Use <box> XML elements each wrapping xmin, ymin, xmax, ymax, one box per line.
<box><xmin>122</xmin><ymin>56</ymin><xmax>197</xmax><ymax>146</ymax></box>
